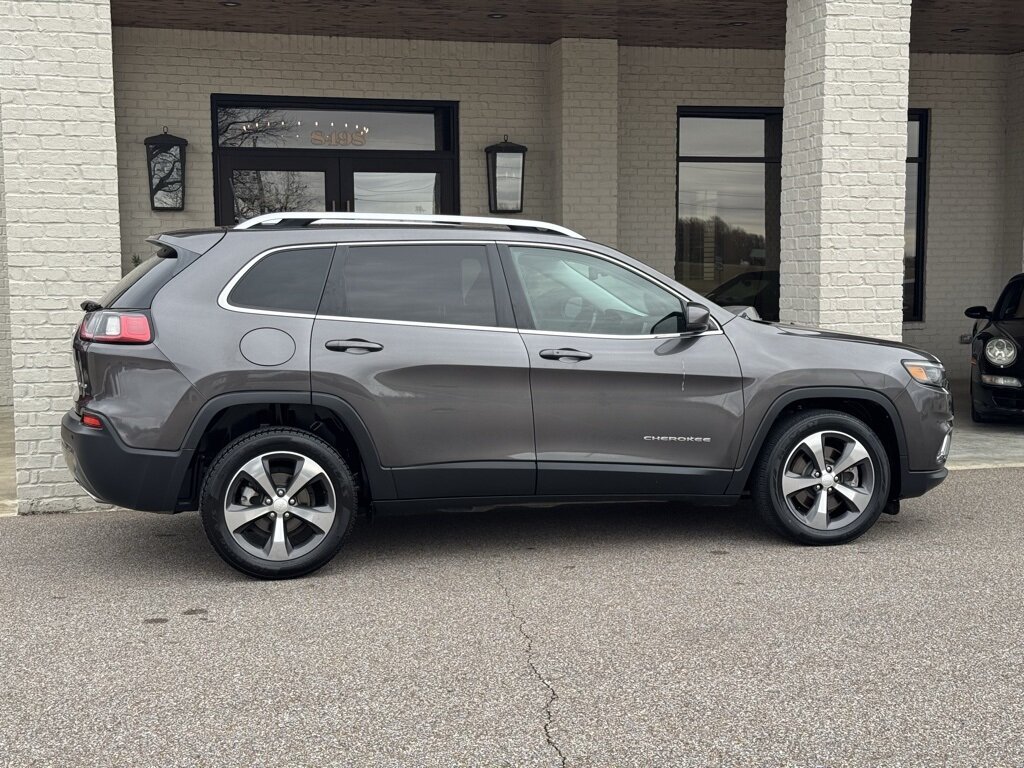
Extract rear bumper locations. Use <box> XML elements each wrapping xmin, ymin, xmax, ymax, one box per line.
<box><xmin>899</xmin><ymin>467</ymin><xmax>948</xmax><ymax>499</ymax></box>
<box><xmin>61</xmin><ymin>411</ymin><xmax>192</xmax><ymax>513</ymax></box>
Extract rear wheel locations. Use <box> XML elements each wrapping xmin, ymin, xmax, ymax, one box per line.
<box><xmin>200</xmin><ymin>427</ymin><xmax>357</xmax><ymax>579</ymax></box>
<box><xmin>753</xmin><ymin>410</ymin><xmax>889</xmax><ymax>545</ymax></box>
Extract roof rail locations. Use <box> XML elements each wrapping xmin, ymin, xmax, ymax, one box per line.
<box><xmin>233</xmin><ymin>211</ymin><xmax>585</xmax><ymax>239</ymax></box>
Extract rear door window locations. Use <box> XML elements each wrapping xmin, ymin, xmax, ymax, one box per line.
<box><xmin>320</xmin><ymin>244</ymin><xmax>498</xmax><ymax>327</ymax></box>
<box><xmin>227</xmin><ymin>246</ymin><xmax>334</xmax><ymax>314</ymax></box>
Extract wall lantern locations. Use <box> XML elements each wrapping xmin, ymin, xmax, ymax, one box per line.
<box><xmin>485</xmin><ymin>136</ymin><xmax>527</xmax><ymax>214</ymax></box>
<box><xmin>144</xmin><ymin>127</ymin><xmax>188</xmax><ymax>211</ymax></box>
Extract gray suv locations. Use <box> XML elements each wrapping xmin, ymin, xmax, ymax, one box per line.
<box><xmin>62</xmin><ymin>213</ymin><xmax>952</xmax><ymax>578</ymax></box>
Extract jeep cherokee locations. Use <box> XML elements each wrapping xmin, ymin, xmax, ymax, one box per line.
<box><xmin>62</xmin><ymin>213</ymin><xmax>953</xmax><ymax>578</ymax></box>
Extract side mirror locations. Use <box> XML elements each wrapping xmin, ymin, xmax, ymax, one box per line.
<box><xmin>684</xmin><ymin>302</ymin><xmax>711</xmax><ymax>334</ymax></box>
<box><xmin>964</xmin><ymin>305</ymin><xmax>990</xmax><ymax>320</ymax></box>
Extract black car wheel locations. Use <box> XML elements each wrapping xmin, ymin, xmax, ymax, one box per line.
<box><xmin>753</xmin><ymin>409</ymin><xmax>890</xmax><ymax>545</ymax></box>
<box><xmin>200</xmin><ymin>427</ymin><xmax>357</xmax><ymax>579</ymax></box>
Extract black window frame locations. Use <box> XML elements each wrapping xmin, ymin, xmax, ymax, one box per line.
<box><xmin>677</xmin><ymin>106</ymin><xmax>930</xmax><ymax>324</ymax></box>
<box><xmin>675</xmin><ymin>106</ymin><xmax>783</xmax><ymax>306</ymax></box>
<box><xmin>905</xmin><ymin>108</ymin><xmax>929</xmax><ymax>323</ymax></box>
<box><xmin>211</xmin><ymin>93</ymin><xmax>460</xmax><ymax>225</ymax></box>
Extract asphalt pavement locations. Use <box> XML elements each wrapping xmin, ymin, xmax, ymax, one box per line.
<box><xmin>1</xmin><ymin>468</ymin><xmax>1023</xmax><ymax>767</ymax></box>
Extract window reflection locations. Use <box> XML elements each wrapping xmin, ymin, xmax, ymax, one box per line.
<box><xmin>677</xmin><ymin>113</ymin><xmax>782</xmax><ymax>315</ymax></box>
<box><xmin>231</xmin><ymin>170</ymin><xmax>325</xmax><ymax>222</ymax></box>
<box><xmin>217</xmin><ymin>106</ymin><xmax>436</xmax><ymax>151</ymax></box>
<box><xmin>354</xmin><ymin>172</ymin><xmax>439</xmax><ymax>214</ymax></box>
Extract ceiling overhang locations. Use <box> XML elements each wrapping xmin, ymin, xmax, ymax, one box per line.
<box><xmin>110</xmin><ymin>0</ymin><xmax>1024</xmax><ymax>55</ymax></box>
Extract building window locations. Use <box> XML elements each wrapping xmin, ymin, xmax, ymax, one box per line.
<box><xmin>677</xmin><ymin>108</ymin><xmax>782</xmax><ymax>319</ymax></box>
<box><xmin>678</xmin><ymin>107</ymin><xmax>928</xmax><ymax>323</ymax></box>
<box><xmin>211</xmin><ymin>95</ymin><xmax>459</xmax><ymax>224</ymax></box>
<box><xmin>905</xmin><ymin>110</ymin><xmax>929</xmax><ymax>322</ymax></box>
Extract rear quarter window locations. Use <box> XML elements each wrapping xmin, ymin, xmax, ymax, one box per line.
<box><xmin>227</xmin><ymin>246</ymin><xmax>335</xmax><ymax>314</ymax></box>
<box><xmin>102</xmin><ymin>247</ymin><xmax>180</xmax><ymax>309</ymax></box>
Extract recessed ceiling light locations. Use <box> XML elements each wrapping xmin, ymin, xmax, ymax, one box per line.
<box><xmin>727</xmin><ymin>21</ymin><xmax>748</xmax><ymax>27</ymax></box>
<box><xmin>951</xmin><ymin>27</ymin><xmax>970</xmax><ymax>33</ymax></box>
<box><xmin>221</xmin><ymin>1</ymin><xmax>241</xmax><ymax>6</ymax></box>
<box><xmin>487</xmin><ymin>13</ymin><xmax>507</xmax><ymax>19</ymax></box>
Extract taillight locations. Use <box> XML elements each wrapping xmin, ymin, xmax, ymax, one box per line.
<box><xmin>81</xmin><ymin>413</ymin><xmax>103</xmax><ymax>429</ymax></box>
<box><xmin>79</xmin><ymin>311</ymin><xmax>152</xmax><ymax>344</ymax></box>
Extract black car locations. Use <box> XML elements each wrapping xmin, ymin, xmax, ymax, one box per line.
<box><xmin>965</xmin><ymin>274</ymin><xmax>1024</xmax><ymax>422</ymax></box>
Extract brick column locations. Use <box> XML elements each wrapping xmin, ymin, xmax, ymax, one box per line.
<box><xmin>0</xmin><ymin>0</ymin><xmax>122</xmax><ymax>513</ymax></box>
<box><xmin>780</xmin><ymin>0</ymin><xmax>912</xmax><ymax>339</ymax></box>
<box><xmin>547</xmin><ymin>39</ymin><xmax>619</xmax><ymax>245</ymax></box>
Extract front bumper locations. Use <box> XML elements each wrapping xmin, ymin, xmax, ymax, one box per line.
<box><xmin>899</xmin><ymin>467</ymin><xmax>948</xmax><ymax>499</ymax></box>
<box><xmin>61</xmin><ymin>410</ymin><xmax>193</xmax><ymax>512</ymax></box>
<box><xmin>971</xmin><ymin>368</ymin><xmax>1024</xmax><ymax>418</ymax></box>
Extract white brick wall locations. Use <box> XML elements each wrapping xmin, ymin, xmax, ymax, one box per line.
<box><xmin>548</xmin><ymin>39</ymin><xmax>619</xmax><ymax>246</ymax></box>
<box><xmin>902</xmin><ymin>54</ymin><xmax>1012</xmax><ymax>373</ymax></box>
<box><xmin>112</xmin><ymin>28</ymin><xmax>555</xmax><ymax>269</ymax></box>
<box><xmin>0</xmin><ymin>0</ymin><xmax>122</xmax><ymax>513</ymax></box>
<box><xmin>780</xmin><ymin>0</ymin><xmax>912</xmax><ymax>341</ymax></box>
<box><xmin>0</xmin><ymin>106</ymin><xmax>10</xmax><ymax>409</ymax></box>
<box><xmin>618</xmin><ymin>47</ymin><xmax>785</xmax><ymax>277</ymax></box>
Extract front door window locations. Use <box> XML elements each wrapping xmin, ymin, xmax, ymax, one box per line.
<box><xmin>230</xmin><ymin>169</ymin><xmax>326</xmax><ymax>221</ymax></box>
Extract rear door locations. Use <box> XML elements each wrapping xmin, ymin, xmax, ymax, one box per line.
<box><xmin>310</xmin><ymin>241</ymin><xmax>535</xmax><ymax>499</ymax></box>
<box><xmin>501</xmin><ymin>243</ymin><xmax>744</xmax><ymax>496</ymax></box>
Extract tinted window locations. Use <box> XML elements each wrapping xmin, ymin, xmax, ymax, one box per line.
<box><xmin>228</xmin><ymin>247</ymin><xmax>334</xmax><ymax>313</ymax></box>
<box><xmin>101</xmin><ymin>250</ymin><xmax>179</xmax><ymax>308</ymax></box>
<box><xmin>508</xmin><ymin>247</ymin><xmax>683</xmax><ymax>336</ymax></box>
<box><xmin>322</xmin><ymin>244</ymin><xmax>497</xmax><ymax>327</ymax></box>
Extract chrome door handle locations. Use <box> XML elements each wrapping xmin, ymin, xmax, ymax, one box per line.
<box><xmin>539</xmin><ymin>348</ymin><xmax>592</xmax><ymax>362</ymax></box>
<box><xmin>325</xmin><ymin>339</ymin><xmax>383</xmax><ymax>354</ymax></box>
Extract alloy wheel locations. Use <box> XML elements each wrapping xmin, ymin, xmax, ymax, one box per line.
<box><xmin>780</xmin><ymin>430</ymin><xmax>876</xmax><ymax>531</ymax></box>
<box><xmin>223</xmin><ymin>451</ymin><xmax>337</xmax><ymax>561</ymax></box>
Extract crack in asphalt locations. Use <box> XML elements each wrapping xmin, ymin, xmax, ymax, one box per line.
<box><xmin>502</xmin><ymin>584</ymin><xmax>568</xmax><ymax>768</ymax></box>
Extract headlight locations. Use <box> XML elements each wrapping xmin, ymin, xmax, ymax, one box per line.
<box><xmin>984</xmin><ymin>338</ymin><xmax>1017</xmax><ymax>367</ymax></box>
<box><xmin>903</xmin><ymin>359</ymin><xmax>946</xmax><ymax>387</ymax></box>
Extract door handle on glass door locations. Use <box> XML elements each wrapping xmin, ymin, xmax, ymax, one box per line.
<box><xmin>539</xmin><ymin>348</ymin><xmax>592</xmax><ymax>362</ymax></box>
<box><xmin>325</xmin><ymin>339</ymin><xmax>383</xmax><ymax>354</ymax></box>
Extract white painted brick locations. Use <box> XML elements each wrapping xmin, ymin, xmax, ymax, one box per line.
<box><xmin>780</xmin><ymin>0</ymin><xmax>911</xmax><ymax>341</ymax></box>
<box><xmin>0</xmin><ymin>0</ymin><xmax>121</xmax><ymax>512</ymax></box>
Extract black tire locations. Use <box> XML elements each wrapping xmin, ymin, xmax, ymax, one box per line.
<box><xmin>200</xmin><ymin>427</ymin><xmax>357</xmax><ymax>579</ymax></box>
<box><xmin>752</xmin><ymin>409</ymin><xmax>890</xmax><ymax>545</ymax></box>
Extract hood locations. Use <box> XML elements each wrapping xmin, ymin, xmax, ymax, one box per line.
<box><xmin>760</xmin><ymin>321</ymin><xmax>941</xmax><ymax>362</ymax></box>
<box><xmin>989</xmin><ymin>318</ymin><xmax>1024</xmax><ymax>340</ymax></box>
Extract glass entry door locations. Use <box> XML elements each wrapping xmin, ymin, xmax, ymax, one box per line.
<box><xmin>217</xmin><ymin>156</ymin><xmax>453</xmax><ymax>223</ymax></box>
<box><xmin>218</xmin><ymin>154</ymin><xmax>339</xmax><ymax>224</ymax></box>
<box><xmin>347</xmin><ymin>158</ymin><xmax>449</xmax><ymax>215</ymax></box>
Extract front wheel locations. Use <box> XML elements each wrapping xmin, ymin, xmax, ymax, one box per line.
<box><xmin>200</xmin><ymin>427</ymin><xmax>357</xmax><ymax>579</ymax></box>
<box><xmin>753</xmin><ymin>410</ymin><xmax>890</xmax><ymax>545</ymax></box>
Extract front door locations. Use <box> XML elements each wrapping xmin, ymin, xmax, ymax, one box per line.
<box><xmin>500</xmin><ymin>244</ymin><xmax>745</xmax><ymax>496</ymax></box>
<box><xmin>310</xmin><ymin>242</ymin><xmax>535</xmax><ymax>499</ymax></box>
<box><xmin>217</xmin><ymin>156</ymin><xmax>456</xmax><ymax>224</ymax></box>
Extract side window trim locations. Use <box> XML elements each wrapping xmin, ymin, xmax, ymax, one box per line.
<box><xmin>497</xmin><ymin>242</ymin><xmax>720</xmax><ymax>338</ymax></box>
<box><xmin>219</xmin><ymin>243</ymin><xmax>337</xmax><ymax>318</ymax></box>
<box><xmin>316</xmin><ymin>240</ymin><xmax>517</xmax><ymax>331</ymax></box>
